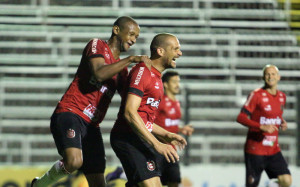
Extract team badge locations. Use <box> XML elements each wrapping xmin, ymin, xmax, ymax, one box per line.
<box><xmin>147</xmin><ymin>160</ymin><xmax>155</xmax><ymax>171</ymax></box>
<box><xmin>262</xmin><ymin>98</ymin><xmax>269</xmax><ymax>102</ymax></box>
<box><xmin>264</xmin><ymin>105</ymin><xmax>271</xmax><ymax>111</ymax></box>
<box><xmin>67</xmin><ymin>129</ymin><xmax>75</xmax><ymax>138</ymax></box>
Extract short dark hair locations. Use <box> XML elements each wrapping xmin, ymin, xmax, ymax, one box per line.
<box><xmin>113</xmin><ymin>16</ymin><xmax>138</xmax><ymax>30</ymax></box>
<box><xmin>150</xmin><ymin>33</ymin><xmax>176</xmax><ymax>56</ymax></box>
<box><xmin>162</xmin><ymin>71</ymin><xmax>179</xmax><ymax>83</ymax></box>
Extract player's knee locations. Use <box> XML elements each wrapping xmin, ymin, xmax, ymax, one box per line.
<box><xmin>246</xmin><ymin>175</ymin><xmax>259</xmax><ymax>187</ymax></box>
<box><xmin>278</xmin><ymin>175</ymin><xmax>292</xmax><ymax>187</ymax></box>
<box><xmin>64</xmin><ymin>156</ymin><xmax>83</xmax><ymax>172</ymax></box>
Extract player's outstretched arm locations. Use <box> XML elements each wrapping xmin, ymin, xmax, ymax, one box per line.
<box><xmin>124</xmin><ymin>94</ymin><xmax>179</xmax><ymax>163</ymax></box>
<box><xmin>89</xmin><ymin>55</ymin><xmax>150</xmax><ymax>82</ymax></box>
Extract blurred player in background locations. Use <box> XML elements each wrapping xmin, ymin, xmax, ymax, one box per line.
<box><xmin>155</xmin><ymin>70</ymin><xmax>194</xmax><ymax>187</ymax></box>
<box><xmin>236</xmin><ymin>64</ymin><xmax>292</xmax><ymax>187</ymax></box>
<box><xmin>110</xmin><ymin>33</ymin><xmax>187</xmax><ymax>187</ymax></box>
<box><xmin>106</xmin><ymin>71</ymin><xmax>194</xmax><ymax>187</ymax></box>
<box><xmin>31</xmin><ymin>16</ymin><xmax>150</xmax><ymax>187</ymax></box>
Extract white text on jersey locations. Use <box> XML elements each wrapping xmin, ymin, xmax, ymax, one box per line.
<box><xmin>146</xmin><ymin>97</ymin><xmax>160</xmax><ymax>108</ymax></box>
<box><xmin>134</xmin><ymin>67</ymin><xmax>145</xmax><ymax>85</ymax></box>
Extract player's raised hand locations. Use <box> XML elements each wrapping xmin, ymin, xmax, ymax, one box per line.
<box><xmin>280</xmin><ymin>119</ymin><xmax>288</xmax><ymax>131</ymax></box>
<box><xmin>154</xmin><ymin>142</ymin><xmax>179</xmax><ymax>163</ymax></box>
<box><xmin>260</xmin><ymin>125</ymin><xmax>278</xmax><ymax>133</ymax></box>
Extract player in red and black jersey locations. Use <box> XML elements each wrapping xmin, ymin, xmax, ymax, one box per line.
<box><xmin>237</xmin><ymin>65</ymin><xmax>292</xmax><ymax>187</ymax></box>
<box><xmin>111</xmin><ymin>33</ymin><xmax>187</xmax><ymax>187</ymax></box>
<box><xmin>32</xmin><ymin>16</ymin><xmax>150</xmax><ymax>187</ymax></box>
<box><xmin>155</xmin><ymin>71</ymin><xmax>194</xmax><ymax>187</ymax></box>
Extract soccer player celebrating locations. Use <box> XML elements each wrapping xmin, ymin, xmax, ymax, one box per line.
<box><xmin>110</xmin><ymin>33</ymin><xmax>187</xmax><ymax>187</ymax></box>
<box><xmin>236</xmin><ymin>64</ymin><xmax>292</xmax><ymax>187</ymax></box>
<box><xmin>31</xmin><ymin>16</ymin><xmax>150</xmax><ymax>187</ymax></box>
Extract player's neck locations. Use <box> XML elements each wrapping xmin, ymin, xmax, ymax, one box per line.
<box><xmin>264</xmin><ymin>85</ymin><xmax>277</xmax><ymax>95</ymax></box>
<box><xmin>165</xmin><ymin>91</ymin><xmax>176</xmax><ymax>101</ymax></box>
<box><xmin>107</xmin><ymin>38</ymin><xmax>121</xmax><ymax>60</ymax></box>
<box><xmin>151</xmin><ymin>61</ymin><xmax>165</xmax><ymax>73</ymax></box>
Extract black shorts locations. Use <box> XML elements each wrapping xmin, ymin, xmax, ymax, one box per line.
<box><xmin>50</xmin><ymin>112</ymin><xmax>106</xmax><ymax>174</ymax></box>
<box><xmin>160</xmin><ymin>158</ymin><xmax>181</xmax><ymax>185</ymax></box>
<box><xmin>110</xmin><ymin>132</ymin><xmax>163</xmax><ymax>187</ymax></box>
<box><xmin>245</xmin><ymin>152</ymin><xmax>291</xmax><ymax>186</ymax></box>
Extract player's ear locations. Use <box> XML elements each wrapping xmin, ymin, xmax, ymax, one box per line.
<box><xmin>163</xmin><ymin>82</ymin><xmax>168</xmax><ymax>89</ymax></box>
<box><xmin>112</xmin><ymin>25</ymin><xmax>120</xmax><ymax>35</ymax></box>
<box><xmin>157</xmin><ymin>47</ymin><xmax>165</xmax><ymax>57</ymax></box>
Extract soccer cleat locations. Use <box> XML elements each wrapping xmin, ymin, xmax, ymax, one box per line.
<box><xmin>31</xmin><ymin>177</ymin><xmax>39</xmax><ymax>187</ymax></box>
<box><xmin>105</xmin><ymin>167</ymin><xmax>124</xmax><ymax>182</ymax></box>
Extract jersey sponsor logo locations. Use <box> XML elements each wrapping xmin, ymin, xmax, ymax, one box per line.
<box><xmin>83</xmin><ymin>104</ymin><xmax>100</xmax><ymax>120</ymax></box>
<box><xmin>91</xmin><ymin>39</ymin><xmax>98</xmax><ymax>54</ymax></box>
<box><xmin>146</xmin><ymin>160</ymin><xmax>155</xmax><ymax>171</ymax></box>
<box><xmin>165</xmin><ymin>118</ymin><xmax>180</xmax><ymax>127</ymax></box>
<box><xmin>146</xmin><ymin>97</ymin><xmax>160</xmax><ymax>108</ymax></box>
<box><xmin>66</xmin><ymin>129</ymin><xmax>75</xmax><ymax>138</ymax></box>
<box><xmin>260</xmin><ymin>116</ymin><xmax>281</xmax><ymax>125</ymax></box>
<box><xmin>280</xmin><ymin>98</ymin><xmax>284</xmax><ymax>102</ymax></box>
<box><xmin>264</xmin><ymin>104</ymin><xmax>271</xmax><ymax>111</ymax></box>
<box><xmin>154</xmin><ymin>82</ymin><xmax>160</xmax><ymax>89</ymax></box>
<box><xmin>262</xmin><ymin>136</ymin><xmax>276</xmax><ymax>146</ymax></box>
<box><xmin>134</xmin><ymin>67</ymin><xmax>145</xmax><ymax>85</ymax></box>
<box><xmin>145</xmin><ymin>121</ymin><xmax>153</xmax><ymax>132</ymax></box>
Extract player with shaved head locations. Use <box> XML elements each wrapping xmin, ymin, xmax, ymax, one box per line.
<box><xmin>237</xmin><ymin>65</ymin><xmax>292</xmax><ymax>187</ymax></box>
<box><xmin>110</xmin><ymin>33</ymin><xmax>187</xmax><ymax>187</ymax></box>
<box><xmin>31</xmin><ymin>16</ymin><xmax>150</xmax><ymax>187</ymax></box>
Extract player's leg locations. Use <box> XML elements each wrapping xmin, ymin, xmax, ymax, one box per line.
<box><xmin>160</xmin><ymin>158</ymin><xmax>181</xmax><ymax>187</ymax></box>
<box><xmin>32</xmin><ymin>112</ymin><xmax>84</xmax><ymax>187</ymax></box>
<box><xmin>245</xmin><ymin>153</ymin><xmax>264</xmax><ymax>187</ymax></box>
<box><xmin>80</xmin><ymin>123</ymin><xmax>106</xmax><ymax>187</ymax></box>
<box><xmin>111</xmin><ymin>132</ymin><xmax>162</xmax><ymax>187</ymax></box>
<box><xmin>137</xmin><ymin>176</ymin><xmax>162</xmax><ymax>187</ymax></box>
<box><xmin>265</xmin><ymin>152</ymin><xmax>292</xmax><ymax>187</ymax></box>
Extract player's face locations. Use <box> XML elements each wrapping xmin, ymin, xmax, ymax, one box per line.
<box><xmin>118</xmin><ymin>22</ymin><xmax>140</xmax><ymax>52</ymax></box>
<box><xmin>165</xmin><ymin>75</ymin><xmax>180</xmax><ymax>95</ymax></box>
<box><xmin>263</xmin><ymin>67</ymin><xmax>280</xmax><ymax>87</ymax></box>
<box><xmin>163</xmin><ymin>37</ymin><xmax>182</xmax><ymax>69</ymax></box>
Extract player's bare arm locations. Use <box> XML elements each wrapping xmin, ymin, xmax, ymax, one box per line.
<box><xmin>124</xmin><ymin>94</ymin><xmax>179</xmax><ymax>163</ymax></box>
<box><xmin>89</xmin><ymin>55</ymin><xmax>150</xmax><ymax>82</ymax></box>
<box><xmin>152</xmin><ymin>123</ymin><xmax>187</xmax><ymax>151</ymax></box>
<box><xmin>259</xmin><ymin>125</ymin><xmax>278</xmax><ymax>133</ymax></box>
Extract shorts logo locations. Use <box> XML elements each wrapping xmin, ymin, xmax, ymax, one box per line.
<box><xmin>67</xmin><ymin>129</ymin><xmax>75</xmax><ymax>138</ymax></box>
<box><xmin>146</xmin><ymin>160</ymin><xmax>155</xmax><ymax>171</ymax></box>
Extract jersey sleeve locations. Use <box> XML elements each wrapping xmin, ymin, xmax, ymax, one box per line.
<box><xmin>128</xmin><ymin>65</ymin><xmax>149</xmax><ymax>98</ymax></box>
<box><xmin>242</xmin><ymin>91</ymin><xmax>259</xmax><ymax>115</ymax></box>
<box><xmin>85</xmin><ymin>39</ymin><xmax>105</xmax><ymax>59</ymax></box>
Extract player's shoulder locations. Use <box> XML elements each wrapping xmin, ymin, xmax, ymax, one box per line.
<box><xmin>131</xmin><ymin>62</ymin><xmax>151</xmax><ymax>75</ymax></box>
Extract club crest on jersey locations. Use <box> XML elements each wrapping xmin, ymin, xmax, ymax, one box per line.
<box><xmin>146</xmin><ymin>97</ymin><xmax>160</xmax><ymax>108</ymax></box>
<box><xmin>146</xmin><ymin>160</ymin><xmax>155</xmax><ymax>171</ymax></box>
<box><xmin>134</xmin><ymin>67</ymin><xmax>145</xmax><ymax>85</ymax></box>
<box><xmin>67</xmin><ymin>129</ymin><xmax>75</xmax><ymax>138</ymax></box>
<box><xmin>280</xmin><ymin>98</ymin><xmax>284</xmax><ymax>102</ymax></box>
